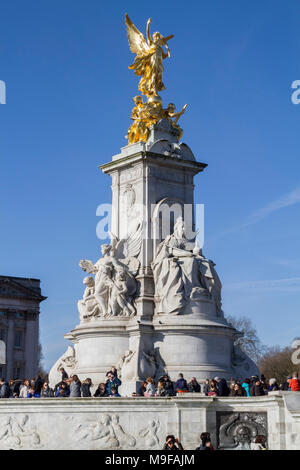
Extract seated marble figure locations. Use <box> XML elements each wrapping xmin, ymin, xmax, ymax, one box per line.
<box><xmin>152</xmin><ymin>217</ymin><xmax>222</xmax><ymax>315</ymax></box>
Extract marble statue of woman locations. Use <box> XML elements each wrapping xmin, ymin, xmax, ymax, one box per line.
<box><xmin>152</xmin><ymin>217</ymin><xmax>202</xmax><ymax>314</ymax></box>
<box><xmin>79</xmin><ymin>244</ymin><xmax>116</xmax><ymax>315</ymax></box>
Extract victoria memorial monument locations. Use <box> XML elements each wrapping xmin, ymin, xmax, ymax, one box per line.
<box><xmin>49</xmin><ymin>14</ymin><xmax>258</xmax><ymax>394</ymax></box>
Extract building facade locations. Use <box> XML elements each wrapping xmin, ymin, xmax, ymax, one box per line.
<box><xmin>0</xmin><ymin>276</ymin><xmax>46</xmax><ymax>379</ymax></box>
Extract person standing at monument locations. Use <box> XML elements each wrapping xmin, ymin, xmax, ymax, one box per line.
<box><xmin>242</xmin><ymin>378</ymin><xmax>251</xmax><ymax>397</ymax></box>
<box><xmin>81</xmin><ymin>378</ymin><xmax>93</xmax><ymax>397</ymax></box>
<box><xmin>59</xmin><ymin>367</ymin><xmax>68</xmax><ymax>381</ymax></box>
<box><xmin>281</xmin><ymin>376</ymin><xmax>292</xmax><ymax>391</ymax></box>
<box><xmin>67</xmin><ymin>375</ymin><xmax>81</xmax><ymax>397</ymax></box>
<box><xmin>144</xmin><ymin>377</ymin><xmax>156</xmax><ymax>397</ymax></box>
<box><xmin>188</xmin><ymin>377</ymin><xmax>201</xmax><ymax>393</ymax></box>
<box><xmin>289</xmin><ymin>372</ymin><xmax>300</xmax><ymax>392</ymax></box>
<box><xmin>175</xmin><ymin>373</ymin><xmax>188</xmax><ymax>393</ymax></box>
<box><xmin>94</xmin><ymin>383</ymin><xmax>108</xmax><ymax>397</ymax></box>
<box><xmin>163</xmin><ymin>435</ymin><xmax>184</xmax><ymax>451</ymax></box>
<box><xmin>40</xmin><ymin>382</ymin><xmax>54</xmax><ymax>398</ymax></box>
<box><xmin>253</xmin><ymin>379</ymin><xmax>265</xmax><ymax>396</ymax></box>
<box><xmin>106</xmin><ymin>372</ymin><xmax>121</xmax><ymax>396</ymax></box>
<box><xmin>34</xmin><ymin>375</ymin><xmax>44</xmax><ymax>395</ymax></box>
<box><xmin>19</xmin><ymin>379</ymin><xmax>30</xmax><ymax>398</ymax></box>
<box><xmin>203</xmin><ymin>379</ymin><xmax>210</xmax><ymax>396</ymax></box>
<box><xmin>0</xmin><ymin>378</ymin><xmax>11</xmax><ymax>398</ymax></box>
<box><xmin>215</xmin><ymin>377</ymin><xmax>230</xmax><ymax>396</ymax></box>
<box><xmin>27</xmin><ymin>386</ymin><xmax>40</xmax><ymax>398</ymax></box>
<box><xmin>195</xmin><ymin>432</ymin><xmax>214</xmax><ymax>451</ymax></box>
<box><xmin>158</xmin><ymin>375</ymin><xmax>175</xmax><ymax>396</ymax></box>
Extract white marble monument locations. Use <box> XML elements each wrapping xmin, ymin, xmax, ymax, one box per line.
<box><xmin>49</xmin><ymin>118</ymin><xmax>258</xmax><ymax>393</ymax></box>
<box><xmin>50</xmin><ymin>15</ymin><xmax>259</xmax><ymax>394</ymax></box>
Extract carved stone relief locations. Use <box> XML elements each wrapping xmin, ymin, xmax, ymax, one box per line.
<box><xmin>217</xmin><ymin>412</ymin><xmax>267</xmax><ymax>450</ymax></box>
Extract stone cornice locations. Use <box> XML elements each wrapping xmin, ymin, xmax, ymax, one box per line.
<box><xmin>0</xmin><ymin>277</ymin><xmax>47</xmax><ymax>303</ymax></box>
<box><xmin>100</xmin><ymin>151</ymin><xmax>207</xmax><ymax>175</ymax></box>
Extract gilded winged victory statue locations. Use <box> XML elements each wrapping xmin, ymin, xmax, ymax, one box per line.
<box><xmin>125</xmin><ymin>13</ymin><xmax>173</xmax><ymax>98</ymax></box>
<box><xmin>125</xmin><ymin>14</ymin><xmax>187</xmax><ymax>144</ymax></box>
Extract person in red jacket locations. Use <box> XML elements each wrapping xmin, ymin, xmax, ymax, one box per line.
<box><xmin>289</xmin><ymin>372</ymin><xmax>300</xmax><ymax>392</ymax></box>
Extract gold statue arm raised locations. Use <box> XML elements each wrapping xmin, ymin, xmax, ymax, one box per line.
<box><xmin>146</xmin><ymin>17</ymin><xmax>152</xmax><ymax>46</ymax></box>
<box><xmin>171</xmin><ymin>104</ymin><xmax>188</xmax><ymax>125</ymax></box>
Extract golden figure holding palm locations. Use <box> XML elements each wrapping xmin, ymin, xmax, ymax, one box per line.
<box><xmin>125</xmin><ymin>14</ymin><xmax>174</xmax><ymax>98</ymax></box>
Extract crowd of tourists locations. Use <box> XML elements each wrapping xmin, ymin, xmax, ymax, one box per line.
<box><xmin>0</xmin><ymin>367</ymin><xmax>299</xmax><ymax>399</ymax></box>
<box><xmin>0</xmin><ymin>367</ymin><xmax>122</xmax><ymax>398</ymax></box>
<box><xmin>202</xmin><ymin>373</ymin><xmax>300</xmax><ymax>397</ymax></box>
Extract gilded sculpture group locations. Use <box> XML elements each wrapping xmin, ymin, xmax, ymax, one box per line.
<box><xmin>125</xmin><ymin>14</ymin><xmax>187</xmax><ymax>144</ymax></box>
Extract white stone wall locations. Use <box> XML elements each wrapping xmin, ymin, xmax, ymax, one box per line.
<box><xmin>0</xmin><ymin>392</ymin><xmax>299</xmax><ymax>450</ymax></box>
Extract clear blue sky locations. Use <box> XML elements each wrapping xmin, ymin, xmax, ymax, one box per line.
<box><xmin>1</xmin><ymin>0</ymin><xmax>300</xmax><ymax>371</ymax></box>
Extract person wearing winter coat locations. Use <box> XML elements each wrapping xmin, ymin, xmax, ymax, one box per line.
<box><xmin>144</xmin><ymin>377</ymin><xmax>156</xmax><ymax>397</ymax></box>
<box><xmin>289</xmin><ymin>372</ymin><xmax>300</xmax><ymax>392</ymax></box>
<box><xmin>0</xmin><ymin>378</ymin><xmax>11</xmax><ymax>398</ymax></box>
<box><xmin>155</xmin><ymin>380</ymin><xmax>168</xmax><ymax>396</ymax></box>
<box><xmin>159</xmin><ymin>375</ymin><xmax>175</xmax><ymax>396</ymax></box>
<box><xmin>188</xmin><ymin>377</ymin><xmax>201</xmax><ymax>393</ymax></box>
<box><xmin>27</xmin><ymin>386</ymin><xmax>40</xmax><ymax>398</ymax></box>
<box><xmin>34</xmin><ymin>375</ymin><xmax>44</xmax><ymax>395</ymax></box>
<box><xmin>139</xmin><ymin>381</ymin><xmax>147</xmax><ymax>396</ymax></box>
<box><xmin>11</xmin><ymin>379</ymin><xmax>22</xmax><ymax>397</ymax></box>
<box><xmin>195</xmin><ymin>432</ymin><xmax>214</xmax><ymax>451</ymax></box>
<box><xmin>19</xmin><ymin>379</ymin><xmax>31</xmax><ymax>398</ymax></box>
<box><xmin>67</xmin><ymin>375</ymin><xmax>82</xmax><ymax>397</ymax></box>
<box><xmin>56</xmin><ymin>382</ymin><xmax>70</xmax><ymax>397</ymax></box>
<box><xmin>253</xmin><ymin>379</ymin><xmax>265</xmax><ymax>396</ymax></box>
<box><xmin>40</xmin><ymin>382</ymin><xmax>54</xmax><ymax>398</ymax></box>
<box><xmin>281</xmin><ymin>376</ymin><xmax>291</xmax><ymax>391</ymax></box>
<box><xmin>242</xmin><ymin>379</ymin><xmax>251</xmax><ymax>397</ymax></box>
<box><xmin>233</xmin><ymin>383</ymin><xmax>246</xmax><ymax>397</ymax></box>
<box><xmin>203</xmin><ymin>379</ymin><xmax>210</xmax><ymax>396</ymax></box>
<box><xmin>269</xmin><ymin>378</ymin><xmax>279</xmax><ymax>392</ymax></box>
<box><xmin>110</xmin><ymin>387</ymin><xmax>121</xmax><ymax>397</ymax></box>
<box><xmin>81</xmin><ymin>378</ymin><xmax>93</xmax><ymax>397</ymax></box>
<box><xmin>59</xmin><ymin>367</ymin><xmax>68</xmax><ymax>381</ymax></box>
<box><xmin>175</xmin><ymin>373</ymin><xmax>188</xmax><ymax>393</ymax></box>
<box><xmin>215</xmin><ymin>378</ymin><xmax>230</xmax><ymax>397</ymax></box>
<box><xmin>163</xmin><ymin>435</ymin><xmax>184</xmax><ymax>451</ymax></box>
<box><xmin>106</xmin><ymin>372</ymin><xmax>121</xmax><ymax>396</ymax></box>
<box><xmin>208</xmin><ymin>380</ymin><xmax>218</xmax><ymax>397</ymax></box>
<box><xmin>94</xmin><ymin>383</ymin><xmax>108</xmax><ymax>397</ymax></box>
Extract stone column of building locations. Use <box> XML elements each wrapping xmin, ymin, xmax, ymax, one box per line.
<box><xmin>25</xmin><ymin>312</ymin><xmax>38</xmax><ymax>378</ymax></box>
<box><xmin>6</xmin><ymin>312</ymin><xmax>14</xmax><ymax>379</ymax></box>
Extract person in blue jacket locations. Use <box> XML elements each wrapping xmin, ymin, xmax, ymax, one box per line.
<box><xmin>106</xmin><ymin>371</ymin><xmax>121</xmax><ymax>396</ymax></box>
<box><xmin>27</xmin><ymin>386</ymin><xmax>40</xmax><ymax>398</ymax></box>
